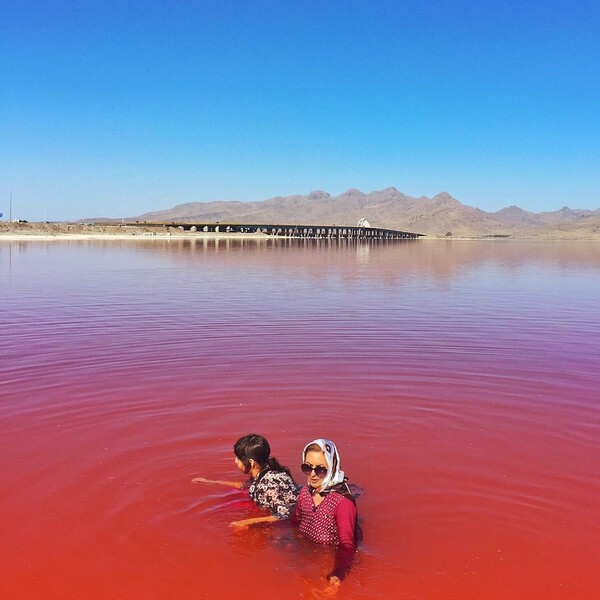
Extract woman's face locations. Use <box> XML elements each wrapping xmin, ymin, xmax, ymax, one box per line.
<box><xmin>304</xmin><ymin>450</ymin><xmax>329</xmax><ymax>490</ymax></box>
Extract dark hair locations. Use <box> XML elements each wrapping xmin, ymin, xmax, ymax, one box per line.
<box><xmin>234</xmin><ymin>434</ymin><xmax>294</xmax><ymax>481</ymax></box>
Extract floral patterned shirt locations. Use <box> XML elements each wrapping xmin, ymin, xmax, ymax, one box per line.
<box><xmin>247</xmin><ymin>470</ymin><xmax>299</xmax><ymax>519</ymax></box>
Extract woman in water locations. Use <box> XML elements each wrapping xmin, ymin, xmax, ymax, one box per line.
<box><xmin>292</xmin><ymin>438</ymin><xmax>358</xmax><ymax>588</ymax></box>
<box><xmin>191</xmin><ymin>433</ymin><xmax>298</xmax><ymax>528</ymax></box>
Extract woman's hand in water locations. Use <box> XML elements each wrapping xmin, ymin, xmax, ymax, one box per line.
<box><xmin>321</xmin><ymin>576</ymin><xmax>341</xmax><ymax>597</ymax></box>
<box><xmin>306</xmin><ymin>575</ymin><xmax>341</xmax><ymax>599</ymax></box>
<box><xmin>191</xmin><ymin>477</ymin><xmax>214</xmax><ymax>484</ymax></box>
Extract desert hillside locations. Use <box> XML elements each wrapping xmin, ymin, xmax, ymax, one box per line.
<box><xmin>114</xmin><ymin>188</ymin><xmax>600</xmax><ymax>238</ymax></box>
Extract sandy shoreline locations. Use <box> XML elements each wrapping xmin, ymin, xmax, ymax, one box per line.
<box><xmin>0</xmin><ymin>222</ymin><xmax>272</xmax><ymax>241</ymax></box>
<box><xmin>0</xmin><ymin>232</ymin><xmax>271</xmax><ymax>241</ymax></box>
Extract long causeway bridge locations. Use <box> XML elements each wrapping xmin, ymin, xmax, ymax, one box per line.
<box><xmin>129</xmin><ymin>222</ymin><xmax>423</xmax><ymax>240</ymax></box>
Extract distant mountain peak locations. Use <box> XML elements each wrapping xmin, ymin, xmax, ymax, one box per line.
<box><xmin>342</xmin><ymin>188</ymin><xmax>365</xmax><ymax>196</ymax></box>
<box><xmin>496</xmin><ymin>205</ymin><xmax>528</xmax><ymax>214</ymax></box>
<box><xmin>308</xmin><ymin>190</ymin><xmax>331</xmax><ymax>200</ymax></box>
<box><xmin>430</xmin><ymin>191</ymin><xmax>461</xmax><ymax>205</ymax></box>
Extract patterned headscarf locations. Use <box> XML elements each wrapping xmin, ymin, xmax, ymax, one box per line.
<box><xmin>302</xmin><ymin>438</ymin><xmax>345</xmax><ymax>492</ymax></box>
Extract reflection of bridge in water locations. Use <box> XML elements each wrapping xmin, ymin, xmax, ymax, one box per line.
<box><xmin>130</xmin><ymin>222</ymin><xmax>423</xmax><ymax>240</ymax></box>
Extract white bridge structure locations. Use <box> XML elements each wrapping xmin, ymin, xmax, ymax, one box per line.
<box><xmin>127</xmin><ymin>220</ymin><xmax>423</xmax><ymax>240</ymax></box>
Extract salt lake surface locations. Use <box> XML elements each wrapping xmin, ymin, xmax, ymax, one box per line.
<box><xmin>1</xmin><ymin>238</ymin><xmax>599</xmax><ymax>599</ymax></box>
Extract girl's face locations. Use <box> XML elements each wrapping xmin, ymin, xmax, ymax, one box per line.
<box><xmin>234</xmin><ymin>455</ymin><xmax>246</xmax><ymax>474</ymax></box>
<box><xmin>304</xmin><ymin>450</ymin><xmax>329</xmax><ymax>490</ymax></box>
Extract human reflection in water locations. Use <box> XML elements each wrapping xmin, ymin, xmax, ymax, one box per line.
<box><xmin>191</xmin><ymin>433</ymin><xmax>298</xmax><ymax>528</ymax></box>
<box><xmin>291</xmin><ymin>438</ymin><xmax>359</xmax><ymax>596</ymax></box>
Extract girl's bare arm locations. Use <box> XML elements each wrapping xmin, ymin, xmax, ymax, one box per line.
<box><xmin>191</xmin><ymin>477</ymin><xmax>244</xmax><ymax>489</ymax></box>
<box><xmin>230</xmin><ymin>515</ymin><xmax>279</xmax><ymax>528</ymax></box>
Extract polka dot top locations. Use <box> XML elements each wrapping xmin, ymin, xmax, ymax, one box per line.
<box><xmin>292</xmin><ymin>485</ymin><xmax>358</xmax><ymax>580</ymax></box>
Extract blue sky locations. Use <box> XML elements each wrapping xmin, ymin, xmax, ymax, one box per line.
<box><xmin>1</xmin><ymin>0</ymin><xmax>599</xmax><ymax>221</ymax></box>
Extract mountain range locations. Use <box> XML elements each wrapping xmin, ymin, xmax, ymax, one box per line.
<box><xmin>112</xmin><ymin>188</ymin><xmax>600</xmax><ymax>238</ymax></box>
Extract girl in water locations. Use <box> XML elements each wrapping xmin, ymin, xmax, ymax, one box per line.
<box><xmin>292</xmin><ymin>438</ymin><xmax>358</xmax><ymax>588</ymax></box>
<box><xmin>192</xmin><ymin>433</ymin><xmax>298</xmax><ymax>528</ymax></box>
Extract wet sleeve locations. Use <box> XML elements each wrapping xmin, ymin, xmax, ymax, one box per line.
<box><xmin>330</xmin><ymin>498</ymin><xmax>357</xmax><ymax>581</ymax></box>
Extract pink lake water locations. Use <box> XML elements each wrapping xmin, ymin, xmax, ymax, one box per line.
<box><xmin>0</xmin><ymin>238</ymin><xmax>599</xmax><ymax>599</ymax></box>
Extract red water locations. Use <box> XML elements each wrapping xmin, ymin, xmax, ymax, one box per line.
<box><xmin>1</xmin><ymin>239</ymin><xmax>599</xmax><ymax>599</ymax></box>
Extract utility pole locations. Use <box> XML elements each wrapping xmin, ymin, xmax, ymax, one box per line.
<box><xmin>9</xmin><ymin>188</ymin><xmax>12</xmax><ymax>221</ymax></box>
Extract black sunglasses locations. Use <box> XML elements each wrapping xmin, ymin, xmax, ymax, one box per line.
<box><xmin>301</xmin><ymin>462</ymin><xmax>328</xmax><ymax>477</ymax></box>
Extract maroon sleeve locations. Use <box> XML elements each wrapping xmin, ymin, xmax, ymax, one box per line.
<box><xmin>329</xmin><ymin>498</ymin><xmax>357</xmax><ymax>581</ymax></box>
<box><xmin>290</xmin><ymin>489</ymin><xmax>303</xmax><ymax>527</ymax></box>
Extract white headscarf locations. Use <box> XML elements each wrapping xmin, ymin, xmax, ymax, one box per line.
<box><xmin>303</xmin><ymin>438</ymin><xmax>345</xmax><ymax>492</ymax></box>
